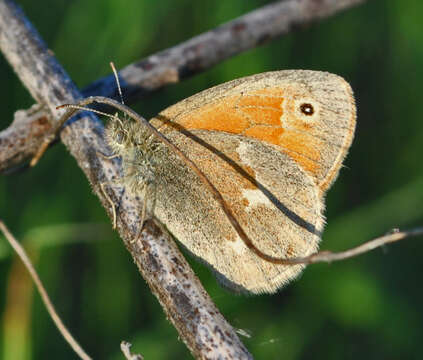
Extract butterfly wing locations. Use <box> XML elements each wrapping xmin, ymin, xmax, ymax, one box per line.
<box><xmin>151</xmin><ymin>130</ymin><xmax>323</xmax><ymax>294</ymax></box>
<box><xmin>145</xmin><ymin>70</ymin><xmax>355</xmax><ymax>293</ymax></box>
<box><xmin>153</xmin><ymin>70</ymin><xmax>356</xmax><ymax>194</ymax></box>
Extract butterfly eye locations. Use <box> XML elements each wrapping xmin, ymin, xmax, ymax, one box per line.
<box><xmin>299</xmin><ymin>103</ymin><xmax>314</xmax><ymax>116</ymax></box>
<box><xmin>115</xmin><ymin>130</ymin><xmax>125</xmax><ymax>145</ymax></box>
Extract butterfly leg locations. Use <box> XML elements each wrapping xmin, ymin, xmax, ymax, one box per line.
<box><xmin>30</xmin><ymin>133</ymin><xmax>57</xmax><ymax>167</ymax></box>
<box><xmin>133</xmin><ymin>183</ymin><xmax>149</xmax><ymax>243</ymax></box>
<box><xmin>140</xmin><ymin>183</ymin><xmax>148</xmax><ymax>231</ymax></box>
<box><xmin>100</xmin><ymin>182</ymin><xmax>118</xmax><ymax>229</ymax></box>
<box><xmin>97</xmin><ymin>150</ymin><xmax>121</xmax><ymax>229</ymax></box>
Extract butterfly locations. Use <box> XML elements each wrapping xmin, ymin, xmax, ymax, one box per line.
<box><xmin>87</xmin><ymin>70</ymin><xmax>356</xmax><ymax>294</ymax></box>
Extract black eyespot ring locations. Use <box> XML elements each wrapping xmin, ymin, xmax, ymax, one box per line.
<box><xmin>300</xmin><ymin>103</ymin><xmax>314</xmax><ymax>116</ymax></box>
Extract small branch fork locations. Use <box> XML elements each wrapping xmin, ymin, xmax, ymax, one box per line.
<box><xmin>121</xmin><ymin>341</ymin><xmax>143</xmax><ymax>360</ymax></box>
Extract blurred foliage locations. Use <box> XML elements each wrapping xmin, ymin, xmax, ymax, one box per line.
<box><xmin>1</xmin><ymin>0</ymin><xmax>422</xmax><ymax>359</ymax></box>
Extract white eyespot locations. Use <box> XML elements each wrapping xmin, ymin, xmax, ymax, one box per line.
<box><xmin>300</xmin><ymin>103</ymin><xmax>314</xmax><ymax>115</ymax></box>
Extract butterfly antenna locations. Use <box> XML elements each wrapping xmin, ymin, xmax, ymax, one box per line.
<box><xmin>110</xmin><ymin>61</ymin><xmax>125</xmax><ymax>105</ymax></box>
<box><xmin>57</xmin><ymin>104</ymin><xmax>125</xmax><ymax>129</ymax></box>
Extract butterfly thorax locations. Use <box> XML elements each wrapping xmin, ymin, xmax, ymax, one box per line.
<box><xmin>104</xmin><ymin>116</ymin><xmax>163</xmax><ymax>194</ymax></box>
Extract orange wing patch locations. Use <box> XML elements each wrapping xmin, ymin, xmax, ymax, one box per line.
<box><xmin>237</xmin><ymin>90</ymin><xmax>285</xmax><ymax>108</ymax></box>
<box><xmin>244</xmin><ymin>126</ymin><xmax>284</xmax><ymax>145</ymax></box>
<box><xmin>175</xmin><ymin>89</ymin><xmax>286</xmax><ymax>135</ymax></box>
<box><xmin>279</xmin><ymin>131</ymin><xmax>322</xmax><ymax>176</ymax></box>
<box><xmin>236</xmin><ymin>89</ymin><xmax>285</xmax><ymax>126</ymax></box>
<box><xmin>171</xmin><ymin>87</ymin><xmax>322</xmax><ymax>179</ymax></box>
<box><xmin>238</xmin><ymin>106</ymin><xmax>282</xmax><ymax>126</ymax></box>
<box><xmin>175</xmin><ymin>96</ymin><xmax>249</xmax><ymax>133</ymax></box>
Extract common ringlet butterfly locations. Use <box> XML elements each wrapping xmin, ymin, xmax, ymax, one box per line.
<box><xmin>104</xmin><ymin>70</ymin><xmax>356</xmax><ymax>294</ymax></box>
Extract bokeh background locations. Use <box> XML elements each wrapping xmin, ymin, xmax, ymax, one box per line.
<box><xmin>1</xmin><ymin>0</ymin><xmax>422</xmax><ymax>359</ymax></box>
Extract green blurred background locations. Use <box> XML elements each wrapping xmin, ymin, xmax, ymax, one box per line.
<box><xmin>1</xmin><ymin>0</ymin><xmax>422</xmax><ymax>359</ymax></box>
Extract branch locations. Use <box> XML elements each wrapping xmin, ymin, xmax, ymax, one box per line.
<box><xmin>0</xmin><ymin>1</ymin><xmax>252</xmax><ymax>358</ymax></box>
<box><xmin>0</xmin><ymin>0</ymin><xmax>367</xmax><ymax>173</ymax></box>
<box><xmin>283</xmin><ymin>227</ymin><xmax>423</xmax><ymax>264</ymax></box>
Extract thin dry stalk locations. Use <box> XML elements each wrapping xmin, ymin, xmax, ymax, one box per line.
<box><xmin>0</xmin><ymin>220</ymin><xmax>92</xmax><ymax>360</ymax></box>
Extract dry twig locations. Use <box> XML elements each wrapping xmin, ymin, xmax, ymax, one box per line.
<box><xmin>121</xmin><ymin>341</ymin><xmax>144</xmax><ymax>360</ymax></box>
